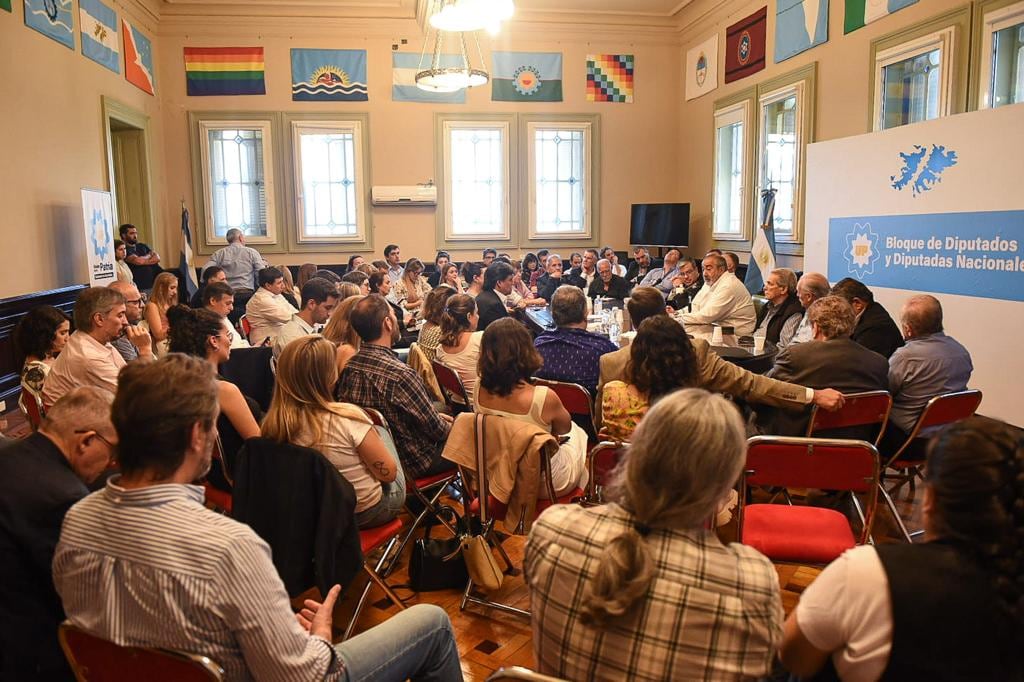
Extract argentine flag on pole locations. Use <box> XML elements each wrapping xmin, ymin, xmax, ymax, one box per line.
<box><xmin>745</xmin><ymin>188</ymin><xmax>778</xmax><ymax>295</ymax></box>
<box><xmin>180</xmin><ymin>205</ymin><xmax>199</xmax><ymax>299</ymax></box>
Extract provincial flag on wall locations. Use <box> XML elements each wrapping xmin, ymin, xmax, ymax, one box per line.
<box><xmin>491</xmin><ymin>51</ymin><xmax>563</xmax><ymax>102</ymax></box>
<box><xmin>1</xmin><ymin>0</ymin><xmax>12</xmax><ymax>13</ymax></box>
<box><xmin>24</xmin><ymin>0</ymin><xmax>74</xmax><ymax>49</ymax></box>
<box><xmin>586</xmin><ymin>54</ymin><xmax>634</xmax><ymax>103</ymax></box>
<box><xmin>185</xmin><ymin>47</ymin><xmax>266</xmax><ymax>96</ymax></box>
<box><xmin>392</xmin><ymin>52</ymin><xmax>466</xmax><ymax>103</ymax></box>
<box><xmin>685</xmin><ymin>34</ymin><xmax>719</xmax><ymax>101</ymax></box>
<box><xmin>844</xmin><ymin>0</ymin><xmax>918</xmax><ymax>33</ymax></box>
<box><xmin>775</xmin><ymin>0</ymin><xmax>829</xmax><ymax>63</ymax></box>
<box><xmin>291</xmin><ymin>48</ymin><xmax>368</xmax><ymax>101</ymax></box>
<box><xmin>122</xmin><ymin>18</ymin><xmax>154</xmax><ymax>95</ymax></box>
<box><xmin>725</xmin><ymin>6</ymin><xmax>767</xmax><ymax>83</ymax></box>
<box><xmin>80</xmin><ymin>0</ymin><xmax>119</xmax><ymax>74</ymax></box>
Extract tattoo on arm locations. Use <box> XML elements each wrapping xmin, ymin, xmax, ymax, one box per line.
<box><xmin>373</xmin><ymin>462</ymin><xmax>390</xmax><ymax>477</ymax></box>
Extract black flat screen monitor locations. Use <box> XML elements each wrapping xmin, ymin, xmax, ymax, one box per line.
<box><xmin>629</xmin><ymin>203</ymin><xmax>690</xmax><ymax>247</ymax></box>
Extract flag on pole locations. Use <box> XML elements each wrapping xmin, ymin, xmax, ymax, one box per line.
<box><xmin>180</xmin><ymin>205</ymin><xmax>199</xmax><ymax>298</ymax></box>
<box><xmin>745</xmin><ymin>188</ymin><xmax>778</xmax><ymax>295</ymax></box>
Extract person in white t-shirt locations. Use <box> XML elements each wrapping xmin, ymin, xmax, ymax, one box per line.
<box><xmin>261</xmin><ymin>335</ymin><xmax>406</xmax><ymax>529</ymax></box>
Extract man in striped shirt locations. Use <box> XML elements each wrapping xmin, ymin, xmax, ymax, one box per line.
<box><xmin>53</xmin><ymin>354</ymin><xmax>463</xmax><ymax>681</ymax></box>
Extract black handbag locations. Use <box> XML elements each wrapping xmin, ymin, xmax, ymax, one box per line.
<box><xmin>408</xmin><ymin>505</ymin><xmax>470</xmax><ymax>592</ymax></box>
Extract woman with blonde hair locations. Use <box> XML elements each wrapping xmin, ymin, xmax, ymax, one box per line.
<box><xmin>142</xmin><ymin>271</ymin><xmax>178</xmax><ymax>355</ymax></box>
<box><xmin>322</xmin><ymin>294</ymin><xmax>363</xmax><ymax>372</ymax></box>
<box><xmin>525</xmin><ymin>388</ymin><xmax>782</xmax><ymax>680</ymax></box>
<box><xmin>418</xmin><ymin>286</ymin><xmax>456</xmax><ymax>362</ymax></box>
<box><xmin>262</xmin><ymin>335</ymin><xmax>406</xmax><ymax>528</ymax></box>
<box><xmin>393</xmin><ymin>257</ymin><xmax>431</xmax><ymax>314</ymax></box>
<box><xmin>435</xmin><ymin>294</ymin><xmax>481</xmax><ymax>407</ymax></box>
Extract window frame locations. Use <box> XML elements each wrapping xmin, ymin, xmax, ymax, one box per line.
<box><xmin>871</xmin><ymin>28</ymin><xmax>956</xmax><ymax>130</ymax></box>
<box><xmin>440</xmin><ymin>118</ymin><xmax>513</xmax><ymax>244</ymax></box>
<box><xmin>711</xmin><ymin>97</ymin><xmax>754</xmax><ymax>242</ymax></box>
<box><xmin>289</xmin><ymin>118</ymin><xmax>369</xmax><ymax>245</ymax></box>
<box><xmin>974</xmin><ymin>0</ymin><xmax>1024</xmax><ymax>109</ymax></box>
<box><xmin>868</xmin><ymin>6</ymin><xmax>971</xmax><ymax>131</ymax></box>
<box><xmin>525</xmin><ymin>119</ymin><xmax>595</xmax><ymax>241</ymax></box>
<box><xmin>196</xmin><ymin>118</ymin><xmax>278</xmax><ymax>248</ymax></box>
<box><xmin>756</xmin><ymin>80</ymin><xmax>808</xmax><ymax>244</ymax></box>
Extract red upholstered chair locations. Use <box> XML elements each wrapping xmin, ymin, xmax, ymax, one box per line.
<box><xmin>880</xmin><ymin>389</ymin><xmax>982</xmax><ymax>542</ymax></box>
<box><xmin>343</xmin><ymin>517</ymin><xmax>408</xmax><ymax>640</ymax></box>
<box><xmin>581</xmin><ymin>441</ymin><xmax>627</xmax><ymax>505</ymax></box>
<box><xmin>806</xmin><ymin>390</ymin><xmax>892</xmax><ymax>446</ymax></box>
<box><xmin>431</xmin><ymin>359</ymin><xmax>473</xmax><ymax>414</ymax></box>
<box><xmin>359</xmin><ymin>407</ymin><xmax>459</xmax><ymax>578</ymax></box>
<box><xmin>532</xmin><ymin>378</ymin><xmax>597</xmax><ymax>444</ymax></box>
<box><xmin>59</xmin><ymin>622</ymin><xmax>225</xmax><ymax>681</ymax></box>
<box><xmin>457</xmin><ymin>413</ymin><xmax>584</xmax><ymax>618</ymax></box>
<box><xmin>237</xmin><ymin>314</ymin><xmax>251</xmax><ymax>339</ymax></box>
<box><xmin>19</xmin><ymin>388</ymin><xmax>44</xmax><ymax>431</ymax></box>
<box><xmin>737</xmin><ymin>436</ymin><xmax>879</xmax><ymax>565</ymax></box>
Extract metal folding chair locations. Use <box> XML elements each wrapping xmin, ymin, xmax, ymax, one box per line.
<box><xmin>59</xmin><ymin>622</ymin><xmax>224</xmax><ymax>681</ymax></box>
<box><xmin>431</xmin><ymin>359</ymin><xmax>473</xmax><ymax>413</ymax></box>
<box><xmin>580</xmin><ymin>441</ymin><xmax>627</xmax><ymax>505</ymax></box>
<box><xmin>806</xmin><ymin>390</ymin><xmax>892</xmax><ymax>446</ymax></box>
<box><xmin>19</xmin><ymin>388</ymin><xmax>44</xmax><ymax>430</ymax></box>
<box><xmin>532</xmin><ymin>377</ymin><xmax>597</xmax><ymax>444</ymax></box>
<box><xmin>737</xmin><ymin>436</ymin><xmax>879</xmax><ymax>565</ymax></box>
<box><xmin>343</xmin><ymin>518</ymin><xmax>408</xmax><ymax>640</ymax></box>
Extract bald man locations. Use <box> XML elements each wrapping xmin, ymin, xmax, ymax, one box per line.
<box><xmin>782</xmin><ymin>272</ymin><xmax>832</xmax><ymax>349</ymax></box>
<box><xmin>885</xmin><ymin>295</ymin><xmax>972</xmax><ymax>445</ymax></box>
<box><xmin>108</xmin><ymin>280</ymin><xmax>146</xmax><ymax>362</ymax></box>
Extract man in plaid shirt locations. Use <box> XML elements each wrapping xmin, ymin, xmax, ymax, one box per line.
<box><xmin>524</xmin><ymin>388</ymin><xmax>783</xmax><ymax>680</ymax></box>
<box><xmin>336</xmin><ymin>295</ymin><xmax>453</xmax><ymax>478</ymax></box>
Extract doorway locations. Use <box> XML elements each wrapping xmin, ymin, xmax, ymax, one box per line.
<box><xmin>102</xmin><ymin>97</ymin><xmax>156</xmax><ymax>245</ymax></box>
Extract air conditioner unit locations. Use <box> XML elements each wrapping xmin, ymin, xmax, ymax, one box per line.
<box><xmin>371</xmin><ymin>185</ymin><xmax>437</xmax><ymax>206</ymax></box>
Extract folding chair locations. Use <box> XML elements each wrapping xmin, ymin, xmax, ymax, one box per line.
<box><xmin>19</xmin><ymin>388</ymin><xmax>44</xmax><ymax>430</ymax></box>
<box><xmin>737</xmin><ymin>436</ymin><xmax>879</xmax><ymax>565</ymax></box>
<box><xmin>359</xmin><ymin>407</ymin><xmax>459</xmax><ymax>577</ymax></box>
<box><xmin>431</xmin><ymin>359</ymin><xmax>473</xmax><ymax>413</ymax></box>
<box><xmin>237</xmin><ymin>314</ymin><xmax>251</xmax><ymax>339</ymax></box>
<box><xmin>487</xmin><ymin>667</ymin><xmax>568</xmax><ymax>682</ymax></box>
<box><xmin>806</xmin><ymin>390</ymin><xmax>892</xmax><ymax>446</ymax></box>
<box><xmin>343</xmin><ymin>518</ymin><xmax>408</xmax><ymax>640</ymax></box>
<box><xmin>457</xmin><ymin>413</ymin><xmax>585</xmax><ymax>619</ymax></box>
<box><xmin>59</xmin><ymin>622</ymin><xmax>224</xmax><ymax>681</ymax></box>
<box><xmin>580</xmin><ymin>441</ymin><xmax>627</xmax><ymax>505</ymax></box>
<box><xmin>202</xmin><ymin>437</ymin><xmax>233</xmax><ymax>515</ymax></box>
<box><xmin>532</xmin><ymin>378</ymin><xmax>597</xmax><ymax>444</ymax></box>
<box><xmin>880</xmin><ymin>389</ymin><xmax>982</xmax><ymax>542</ymax></box>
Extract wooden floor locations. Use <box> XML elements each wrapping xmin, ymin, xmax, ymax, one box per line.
<box><xmin>2</xmin><ymin>407</ymin><xmax>925</xmax><ymax>681</ymax></box>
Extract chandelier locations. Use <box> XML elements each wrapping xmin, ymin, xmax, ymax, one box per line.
<box><xmin>429</xmin><ymin>0</ymin><xmax>515</xmax><ymax>34</ymax></box>
<box><xmin>415</xmin><ymin>0</ymin><xmax>507</xmax><ymax>93</ymax></box>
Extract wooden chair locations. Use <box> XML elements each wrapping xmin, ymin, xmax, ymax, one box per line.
<box><xmin>581</xmin><ymin>441</ymin><xmax>627</xmax><ymax>505</ymax></box>
<box><xmin>737</xmin><ymin>436</ymin><xmax>879</xmax><ymax>565</ymax></box>
<box><xmin>881</xmin><ymin>389</ymin><xmax>982</xmax><ymax>542</ymax></box>
<box><xmin>456</xmin><ymin>413</ymin><xmax>584</xmax><ymax>619</ymax></box>
<box><xmin>59</xmin><ymin>622</ymin><xmax>225</xmax><ymax>681</ymax></box>
<box><xmin>532</xmin><ymin>377</ymin><xmax>597</xmax><ymax>444</ymax></box>
<box><xmin>431</xmin><ymin>359</ymin><xmax>473</xmax><ymax>413</ymax></box>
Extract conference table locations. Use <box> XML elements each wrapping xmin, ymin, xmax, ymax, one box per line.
<box><xmin>523</xmin><ymin>306</ymin><xmax>778</xmax><ymax>374</ymax></box>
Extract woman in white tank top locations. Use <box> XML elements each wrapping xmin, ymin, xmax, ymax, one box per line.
<box><xmin>436</xmin><ymin>294</ymin><xmax>483</xmax><ymax>408</ymax></box>
<box><xmin>476</xmin><ymin>319</ymin><xmax>588</xmax><ymax>496</ymax></box>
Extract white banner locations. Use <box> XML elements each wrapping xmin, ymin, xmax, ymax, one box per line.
<box><xmin>81</xmin><ymin>188</ymin><xmax>117</xmax><ymax>287</ymax></box>
<box><xmin>685</xmin><ymin>34</ymin><xmax>718</xmax><ymax>101</ymax></box>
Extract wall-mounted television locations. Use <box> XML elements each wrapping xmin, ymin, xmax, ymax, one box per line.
<box><xmin>629</xmin><ymin>203</ymin><xmax>690</xmax><ymax>247</ymax></box>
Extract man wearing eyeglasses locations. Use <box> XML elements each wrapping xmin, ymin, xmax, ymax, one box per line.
<box><xmin>108</xmin><ymin>281</ymin><xmax>147</xmax><ymax>363</ymax></box>
<box><xmin>0</xmin><ymin>387</ymin><xmax>117</xmax><ymax>680</ymax></box>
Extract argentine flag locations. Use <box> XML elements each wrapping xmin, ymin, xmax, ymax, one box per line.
<box><xmin>745</xmin><ymin>189</ymin><xmax>778</xmax><ymax>295</ymax></box>
<box><xmin>80</xmin><ymin>0</ymin><xmax>120</xmax><ymax>74</ymax></box>
<box><xmin>180</xmin><ymin>207</ymin><xmax>199</xmax><ymax>298</ymax></box>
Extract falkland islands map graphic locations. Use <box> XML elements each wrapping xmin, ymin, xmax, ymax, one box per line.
<box><xmin>890</xmin><ymin>144</ymin><xmax>958</xmax><ymax>197</ymax></box>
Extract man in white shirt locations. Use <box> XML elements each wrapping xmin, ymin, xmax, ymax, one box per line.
<box><xmin>782</xmin><ymin>272</ymin><xmax>831</xmax><ymax>349</ymax></box>
<box><xmin>202</xmin><ymin>228</ymin><xmax>267</xmax><ymax>293</ymax></box>
<box><xmin>202</xmin><ymin>281</ymin><xmax>250</xmax><ymax>349</ymax></box>
<box><xmin>245</xmin><ymin>267</ymin><xmax>297</xmax><ymax>346</ymax></box>
<box><xmin>42</xmin><ymin>288</ymin><xmax>152</xmax><ymax>406</ymax></box>
<box><xmin>679</xmin><ymin>254</ymin><xmax>756</xmax><ymax>336</ymax></box>
<box><xmin>274</xmin><ymin>278</ymin><xmax>339</xmax><ymax>358</ymax></box>
<box><xmin>384</xmin><ymin>244</ymin><xmax>404</xmax><ymax>282</ymax></box>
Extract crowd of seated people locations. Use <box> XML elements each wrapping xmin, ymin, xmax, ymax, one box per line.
<box><xmin>4</xmin><ymin>237</ymin><xmax>1011</xmax><ymax>682</ymax></box>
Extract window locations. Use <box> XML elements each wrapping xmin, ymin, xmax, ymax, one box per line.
<box><xmin>978</xmin><ymin>1</ymin><xmax>1024</xmax><ymax>108</ymax></box>
<box><xmin>528</xmin><ymin>122</ymin><xmax>593</xmax><ymax>239</ymax></box>
<box><xmin>756</xmin><ymin>77</ymin><xmax>810</xmax><ymax>243</ymax></box>
<box><xmin>442</xmin><ymin>120</ymin><xmax>510</xmax><ymax>241</ymax></box>
<box><xmin>873</xmin><ymin>29</ymin><xmax>954</xmax><ymax>130</ymax></box>
<box><xmin>712</xmin><ymin>102</ymin><xmax>751</xmax><ymax>240</ymax></box>
<box><xmin>292</xmin><ymin>121</ymin><xmax>366</xmax><ymax>242</ymax></box>
<box><xmin>198</xmin><ymin>120</ymin><xmax>276</xmax><ymax>244</ymax></box>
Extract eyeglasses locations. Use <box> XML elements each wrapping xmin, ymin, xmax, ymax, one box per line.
<box><xmin>75</xmin><ymin>429</ymin><xmax>118</xmax><ymax>454</ymax></box>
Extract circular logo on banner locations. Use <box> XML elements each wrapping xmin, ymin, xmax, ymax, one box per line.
<box><xmin>312</xmin><ymin>66</ymin><xmax>350</xmax><ymax>86</ymax></box>
<box><xmin>513</xmin><ymin>65</ymin><xmax>542</xmax><ymax>96</ymax></box>
<box><xmin>696</xmin><ymin>53</ymin><xmax>707</xmax><ymax>86</ymax></box>
<box><xmin>738</xmin><ymin>32</ymin><xmax>752</xmax><ymax>65</ymax></box>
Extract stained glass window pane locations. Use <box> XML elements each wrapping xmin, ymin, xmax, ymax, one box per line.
<box><xmin>714</xmin><ymin>120</ymin><xmax>744</xmax><ymax>236</ymax></box>
<box><xmin>535</xmin><ymin>129</ymin><xmax>585</xmax><ymax>234</ymax></box>
<box><xmin>881</xmin><ymin>48</ymin><xmax>941</xmax><ymax>129</ymax></box>
<box><xmin>207</xmin><ymin>128</ymin><xmax>268</xmax><ymax>238</ymax></box>
<box><xmin>991</xmin><ymin>22</ymin><xmax>1024</xmax><ymax>107</ymax></box>
<box><xmin>450</xmin><ymin>128</ymin><xmax>505</xmax><ymax>236</ymax></box>
<box><xmin>298</xmin><ymin>131</ymin><xmax>359</xmax><ymax>237</ymax></box>
<box><xmin>762</xmin><ymin>95</ymin><xmax>797</xmax><ymax>237</ymax></box>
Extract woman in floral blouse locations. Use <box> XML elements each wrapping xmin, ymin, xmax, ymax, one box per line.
<box><xmin>14</xmin><ymin>305</ymin><xmax>71</xmax><ymax>416</ymax></box>
<box><xmin>600</xmin><ymin>315</ymin><xmax>699</xmax><ymax>441</ymax></box>
<box><xmin>392</xmin><ymin>257</ymin><xmax>432</xmax><ymax>316</ymax></box>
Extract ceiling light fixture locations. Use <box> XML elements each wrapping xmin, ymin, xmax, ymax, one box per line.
<box><xmin>415</xmin><ymin>17</ymin><xmax>490</xmax><ymax>93</ymax></box>
<box><xmin>428</xmin><ymin>0</ymin><xmax>514</xmax><ymax>34</ymax></box>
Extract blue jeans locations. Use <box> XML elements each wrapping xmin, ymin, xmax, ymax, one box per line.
<box><xmin>335</xmin><ymin>604</ymin><xmax>463</xmax><ymax>681</ymax></box>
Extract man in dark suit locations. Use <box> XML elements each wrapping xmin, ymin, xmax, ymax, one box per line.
<box><xmin>831</xmin><ymin>277</ymin><xmax>904</xmax><ymax>358</ymax></box>
<box><xmin>568</xmin><ymin>248</ymin><xmax>600</xmax><ymax>292</ymax></box>
<box><xmin>476</xmin><ymin>261</ymin><xmax>514</xmax><ymax>331</ymax></box>
<box><xmin>624</xmin><ymin>246</ymin><xmax>654</xmax><ymax>288</ymax></box>
<box><xmin>759</xmin><ymin>295</ymin><xmax>889</xmax><ymax>436</ymax></box>
<box><xmin>0</xmin><ymin>387</ymin><xmax>117</xmax><ymax>680</ymax></box>
<box><xmin>588</xmin><ymin>258</ymin><xmax>630</xmax><ymax>301</ymax></box>
<box><xmin>536</xmin><ymin>254</ymin><xmax>584</xmax><ymax>302</ymax></box>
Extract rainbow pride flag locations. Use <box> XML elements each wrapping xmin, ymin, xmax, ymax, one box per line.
<box><xmin>184</xmin><ymin>47</ymin><xmax>266</xmax><ymax>96</ymax></box>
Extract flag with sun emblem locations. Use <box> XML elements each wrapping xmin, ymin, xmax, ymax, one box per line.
<box><xmin>725</xmin><ymin>6</ymin><xmax>767</xmax><ymax>83</ymax></box>
<box><xmin>491</xmin><ymin>51</ymin><xmax>562</xmax><ymax>102</ymax></box>
<box><xmin>24</xmin><ymin>0</ymin><xmax>74</xmax><ymax>49</ymax></box>
<box><xmin>291</xmin><ymin>48</ymin><xmax>368</xmax><ymax>101</ymax></box>
<box><xmin>80</xmin><ymin>0</ymin><xmax>120</xmax><ymax>74</ymax></box>
<box><xmin>586</xmin><ymin>54</ymin><xmax>634</xmax><ymax>103</ymax></box>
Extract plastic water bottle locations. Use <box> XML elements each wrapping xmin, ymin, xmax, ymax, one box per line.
<box><xmin>608</xmin><ymin>308</ymin><xmax>621</xmax><ymax>345</ymax></box>
<box><xmin>593</xmin><ymin>296</ymin><xmax>603</xmax><ymax>315</ymax></box>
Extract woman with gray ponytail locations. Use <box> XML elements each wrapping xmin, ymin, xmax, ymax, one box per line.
<box><xmin>524</xmin><ymin>388</ymin><xmax>783</xmax><ymax>680</ymax></box>
<box><xmin>781</xmin><ymin>416</ymin><xmax>1023</xmax><ymax>681</ymax></box>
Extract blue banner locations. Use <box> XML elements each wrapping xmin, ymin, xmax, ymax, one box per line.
<box><xmin>828</xmin><ymin>211</ymin><xmax>1024</xmax><ymax>303</ymax></box>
